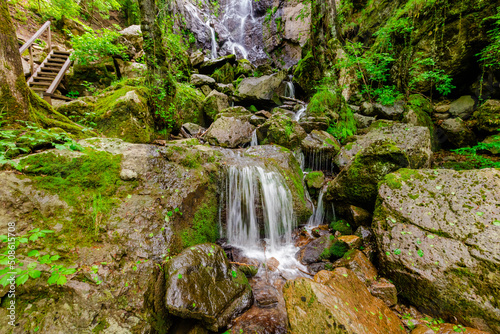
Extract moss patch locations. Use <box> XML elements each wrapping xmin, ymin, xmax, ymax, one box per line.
<box><xmin>180</xmin><ymin>194</ymin><xmax>219</xmax><ymax>248</ymax></box>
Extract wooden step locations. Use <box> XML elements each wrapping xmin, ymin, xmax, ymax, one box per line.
<box><xmin>47</xmin><ymin>59</ymin><xmax>66</xmax><ymax>64</ymax></box>
<box><xmin>31</xmin><ymin>87</ymin><xmax>47</xmax><ymax>91</ymax></box>
<box><xmin>42</xmin><ymin>66</ymin><xmax>63</xmax><ymax>71</ymax></box>
<box><xmin>32</xmin><ymin>78</ymin><xmax>54</xmax><ymax>83</ymax></box>
<box><xmin>30</xmin><ymin>82</ymin><xmax>52</xmax><ymax>86</ymax></box>
<box><xmin>51</xmin><ymin>55</ymin><xmax>69</xmax><ymax>60</ymax></box>
<box><xmin>53</xmin><ymin>50</ymin><xmax>71</xmax><ymax>55</ymax></box>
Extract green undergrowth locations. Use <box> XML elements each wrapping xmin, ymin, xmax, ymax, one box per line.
<box><xmin>19</xmin><ymin>149</ymin><xmax>125</xmax><ymax>244</ymax></box>
<box><xmin>320</xmin><ymin>239</ymin><xmax>349</xmax><ymax>261</ymax></box>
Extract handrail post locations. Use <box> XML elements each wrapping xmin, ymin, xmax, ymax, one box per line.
<box><xmin>29</xmin><ymin>46</ymin><xmax>34</xmax><ymax>76</ymax></box>
<box><xmin>48</xmin><ymin>25</ymin><xmax>52</xmax><ymax>53</ymax></box>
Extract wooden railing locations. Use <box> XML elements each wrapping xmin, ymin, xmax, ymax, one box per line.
<box><xmin>19</xmin><ymin>21</ymin><xmax>52</xmax><ymax>76</ymax></box>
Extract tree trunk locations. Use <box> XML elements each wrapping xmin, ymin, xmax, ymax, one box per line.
<box><xmin>0</xmin><ymin>2</ymin><xmax>87</xmax><ymax>134</ymax></box>
<box><xmin>0</xmin><ymin>1</ymin><xmax>30</xmax><ymax>123</ymax></box>
<box><xmin>138</xmin><ymin>0</ymin><xmax>177</xmax><ymax>132</ymax></box>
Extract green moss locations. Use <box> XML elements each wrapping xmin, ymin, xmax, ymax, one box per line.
<box><xmin>19</xmin><ymin>150</ymin><xmax>123</xmax><ymax>242</ymax></box>
<box><xmin>330</xmin><ymin>220</ymin><xmax>353</xmax><ymax>235</ymax></box>
<box><xmin>92</xmin><ymin>319</ymin><xmax>109</xmax><ymax>333</ymax></box>
<box><xmin>180</xmin><ymin>195</ymin><xmax>219</xmax><ymax>248</ymax></box>
<box><xmin>307</xmin><ymin>89</ymin><xmax>340</xmax><ymax>116</ymax></box>
<box><xmin>211</xmin><ymin>63</ymin><xmax>235</xmax><ymax>84</ymax></box>
<box><xmin>320</xmin><ymin>240</ymin><xmax>349</xmax><ymax>260</ymax></box>
<box><xmin>173</xmin><ymin>82</ymin><xmax>205</xmax><ymax>129</ymax></box>
<box><xmin>305</xmin><ymin>171</ymin><xmax>325</xmax><ymax>190</ymax></box>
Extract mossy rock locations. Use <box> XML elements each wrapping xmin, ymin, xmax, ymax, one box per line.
<box><xmin>65</xmin><ymin>57</ymin><xmax>118</xmax><ymax>94</ymax></box>
<box><xmin>257</xmin><ymin>113</ymin><xmax>306</xmax><ymax>150</ymax></box>
<box><xmin>305</xmin><ymin>171</ymin><xmax>325</xmax><ymax>196</ymax></box>
<box><xmin>330</xmin><ymin>220</ymin><xmax>353</xmax><ymax>235</ymax></box>
<box><xmin>235</xmin><ymin>59</ymin><xmax>255</xmax><ymax>77</ymax></box>
<box><xmin>405</xmin><ymin>95</ymin><xmax>436</xmax><ymax>149</ymax></box>
<box><xmin>211</xmin><ymin>63</ymin><xmax>235</xmax><ymax>84</ymax></box>
<box><xmin>173</xmin><ymin>82</ymin><xmax>205</xmax><ymax>129</ymax></box>
<box><xmin>293</xmin><ymin>51</ymin><xmax>322</xmax><ymax>95</ymax></box>
<box><xmin>92</xmin><ymin>86</ymin><xmax>153</xmax><ymax>143</ymax></box>
<box><xmin>472</xmin><ymin>99</ymin><xmax>500</xmax><ymax>134</ymax></box>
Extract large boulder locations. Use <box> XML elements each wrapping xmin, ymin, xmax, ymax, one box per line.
<box><xmin>472</xmin><ymin>99</ymin><xmax>500</xmax><ymax>134</ymax></box>
<box><xmin>204</xmin><ymin>116</ymin><xmax>255</xmax><ymax>148</ymax></box>
<box><xmin>115</xmin><ymin>59</ymin><xmax>147</xmax><ymax>79</ymax></box>
<box><xmin>199</xmin><ymin>54</ymin><xmax>236</xmax><ymax>75</ymax></box>
<box><xmin>292</xmin><ymin>52</ymin><xmax>322</xmax><ymax>95</ymax></box>
<box><xmin>93</xmin><ymin>86</ymin><xmax>153</xmax><ymax>143</ymax></box>
<box><xmin>145</xmin><ymin>243</ymin><xmax>252</xmax><ymax>332</ymax></box>
<box><xmin>118</xmin><ymin>25</ymin><xmax>143</xmax><ymax>58</ymax></box>
<box><xmin>334</xmin><ymin>122</ymin><xmax>432</xmax><ymax>170</ymax></box>
<box><xmin>174</xmin><ymin>82</ymin><xmax>206</xmax><ymax>128</ymax></box>
<box><xmin>65</xmin><ymin>57</ymin><xmax>118</xmax><ymax>94</ymax></box>
<box><xmin>256</xmin><ymin>113</ymin><xmax>306</xmax><ymax>150</ymax></box>
<box><xmin>235</xmin><ymin>71</ymin><xmax>287</xmax><ymax>105</ymax></box>
<box><xmin>283</xmin><ymin>268</ymin><xmax>406</xmax><ymax>333</ymax></box>
<box><xmin>374</xmin><ymin>168</ymin><xmax>500</xmax><ymax>333</ymax></box>
<box><xmin>190</xmin><ymin>74</ymin><xmax>216</xmax><ymax>87</ymax></box>
<box><xmin>440</xmin><ymin>118</ymin><xmax>476</xmax><ymax>148</ymax></box>
<box><xmin>202</xmin><ymin>90</ymin><xmax>230</xmax><ymax>122</ymax></box>
<box><xmin>449</xmin><ymin>95</ymin><xmax>475</xmax><ymax>119</ymax></box>
<box><xmin>327</xmin><ymin>139</ymin><xmax>410</xmax><ymax>210</ymax></box>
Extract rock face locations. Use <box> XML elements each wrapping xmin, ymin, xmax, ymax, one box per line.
<box><xmin>472</xmin><ymin>99</ymin><xmax>500</xmax><ymax>134</ymax></box>
<box><xmin>93</xmin><ymin>87</ymin><xmax>153</xmax><ymax>143</ymax></box>
<box><xmin>191</xmin><ymin>74</ymin><xmax>216</xmax><ymax>87</ymax></box>
<box><xmin>204</xmin><ymin>116</ymin><xmax>255</xmax><ymax>148</ymax></box>
<box><xmin>374</xmin><ymin>168</ymin><xmax>500</xmax><ymax>333</ymax></box>
<box><xmin>145</xmin><ymin>243</ymin><xmax>252</xmax><ymax>332</ymax></box>
<box><xmin>118</xmin><ymin>25</ymin><xmax>143</xmax><ymax>59</ymax></box>
<box><xmin>334</xmin><ymin>122</ymin><xmax>432</xmax><ymax>170</ymax></box>
<box><xmin>283</xmin><ymin>268</ymin><xmax>406</xmax><ymax>333</ymax></box>
<box><xmin>327</xmin><ymin>139</ymin><xmax>410</xmax><ymax>210</ymax></box>
<box><xmin>449</xmin><ymin>95</ymin><xmax>475</xmax><ymax>119</ymax></box>
<box><xmin>236</xmin><ymin>71</ymin><xmax>287</xmax><ymax>105</ymax></box>
<box><xmin>203</xmin><ymin>90</ymin><xmax>230</xmax><ymax>122</ymax></box>
<box><xmin>257</xmin><ymin>113</ymin><xmax>306</xmax><ymax>150</ymax></box>
<box><xmin>440</xmin><ymin>118</ymin><xmax>476</xmax><ymax>147</ymax></box>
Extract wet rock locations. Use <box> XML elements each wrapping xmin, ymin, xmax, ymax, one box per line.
<box><xmin>355</xmin><ymin>226</ymin><xmax>374</xmax><ymax>241</ymax></box>
<box><xmin>190</xmin><ymin>50</ymin><xmax>205</xmax><ymax>67</ymax></box>
<box><xmin>204</xmin><ymin>116</ymin><xmax>255</xmax><ymax>148</ymax></box>
<box><xmin>283</xmin><ymin>268</ymin><xmax>406</xmax><ymax>333</ymax></box>
<box><xmin>354</xmin><ymin>113</ymin><xmax>376</xmax><ymax>128</ymax></box>
<box><xmin>249</xmin><ymin>115</ymin><xmax>267</xmax><ymax>126</ymax></box>
<box><xmin>305</xmin><ymin>171</ymin><xmax>324</xmax><ymax>197</ymax></box>
<box><xmin>235</xmin><ymin>59</ymin><xmax>255</xmax><ymax>77</ymax></box>
<box><xmin>440</xmin><ymin>118</ymin><xmax>476</xmax><ymax>147</ymax></box>
<box><xmin>296</xmin><ymin>234</ymin><xmax>333</xmax><ymax>265</ymax></box>
<box><xmin>200</xmin><ymin>85</ymin><xmax>212</xmax><ymax>96</ymax></box>
<box><xmin>117</xmin><ymin>25</ymin><xmax>143</xmax><ymax>59</ymax></box>
<box><xmin>257</xmin><ymin>113</ymin><xmax>306</xmax><ymax>150</ymax></box>
<box><xmin>199</xmin><ymin>54</ymin><xmax>237</xmax><ymax>75</ymax></box>
<box><xmin>373</xmin><ymin>101</ymin><xmax>406</xmax><ymax>120</ymax></box>
<box><xmin>374</xmin><ymin>168</ymin><xmax>500</xmax><ymax>332</ymax></box>
<box><xmin>182</xmin><ymin>123</ymin><xmax>206</xmax><ymax>137</ymax></box>
<box><xmin>482</xmin><ymin>135</ymin><xmax>500</xmax><ymax>155</ymax></box>
<box><xmin>202</xmin><ymin>90</ymin><xmax>229</xmax><ymax>122</ymax></box>
<box><xmin>146</xmin><ymin>243</ymin><xmax>252</xmax><ymax>332</ymax></box>
<box><xmin>449</xmin><ymin>95</ymin><xmax>475</xmax><ymax>119</ymax></box>
<box><xmin>333</xmin><ymin>249</ymin><xmax>377</xmax><ymax>285</ymax></box>
<box><xmin>472</xmin><ymin>99</ymin><xmax>500</xmax><ymax>134</ymax></box>
<box><xmin>265</xmin><ymin>257</ymin><xmax>280</xmax><ymax>272</ymax></box>
<box><xmin>191</xmin><ymin>74</ymin><xmax>216</xmax><ymax>87</ymax></box>
<box><xmin>369</xmin><ymin>278</ymin><xmax>397</xmax><ymax>306</ymax></box>
<box><xmin>116</xmin><ymin>59</ymin><xmax>147</xmax><ymax>79</ymax></box>
<box><xmin>337</xmin><ymin>235</ymin><xmax>362</xmax><ymax>249</ymax></box>
<box><xmin>93</xmin><ymin>87</ymin><xmax>154</xmax><ymax>143</ymax></box>
<box><xmin>328</xmin><ymin>139</ymin><xmax>410</xmax><ymax>210</ymax></box>
<box><xmin>410</xmin><ymin>323</ymin><xmax>490</xmax><ymax>334</ymax></box>
<box><xmin>236</xmin><ymin>71</ymin><xmax>287</xmax><ymax>105</ymax></box>
<box><xmin>350</xmin><ymin>205</ymin><xmax>372</xmax><ymax>227</ymax></box>
<box><xmin>254</xmin><ymin>281</ymin><xmax>279</xmax><ymax>308</ymax></box>
<box><xmin>334</xmin><ymin>122</ymin><xmax>432</xmax><ymax>170</ymax></box>
<box><xmin>299</xmin><ymin>116</ymin><xmax>330</xmax><ymax>133</ymax></box>
<box><xmin>307</xmin><ymin>262</ymin><xmax>327</xmax><ymax>274</ymax></box>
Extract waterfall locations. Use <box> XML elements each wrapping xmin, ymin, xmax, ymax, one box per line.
<box><xmin>250</xmin><ymin>130</ymin><xmax>258</xmax><ymax>146</ymax></box>
<box><xmin>294</xmin><ymin>105</ymin><xmax>306</xmax><ymax>122</ymax></box>
<box><xmin>285</xmin><ymin>81</ymin><xmax>295</xmax><ymax>99</ymax></box>
<box><xmin>224</xmin><ymin>166</ymin><xmax>296</xmax><ymax>253</ymax></box>
<box><xmin>207</xmin><ymin>20</ymin><xmax>218</xmax><ymax>58</ymax></box>
<box><xmin>221</xmin><ymin>0</ymin><xmax>254</xmax><ymax>59</ymax></box>
<box><xmin>306</xmin><ymin>185</ymin><xmax>326</xmax><ymax>228</ymax></box>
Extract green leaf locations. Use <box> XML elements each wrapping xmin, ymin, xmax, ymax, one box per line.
<box><xmin>61</xmin><ymin>268</ymin><xmax>77</xmax><ymax>275</ymax></box>
<box><xmin>178</xmin><ymin>274</ymin><xmax>182</xmax><ymax>279</ymax></box>
<box><xmin>27</xmin><ymin>250</ymin><xmax>40</xmax><ymax>257</ymax></box>
<box><xmin>50</xmin><ymin>255</ymin><xmax>61</xmax><ymax>261</ymax></box>
<box><xmin>476</xmin><ymin>212</ymin><xmax>484</xmax><ymax>216</ymax></box>
<box><xmin>16</xmin><ymin>273</ymin><xmax>29</xmax><ymax>286</ymax></box>
<box><xmin>417</xmin><ymin>249</ymin><xmax>424</xmax><ymax>257</ymax></box>
<box><xmin>394</xmin><ymin>249</ymin><xmax>402</xmax><ymax>255</ymax></box>
<box><xmin>47</xmin><ymin>274</ymin><xmax>59</xmax><ymax>285</ymax></box>
<box><xmin>19</xmin><ymin>237</ymin><xmax>28</xmax><ymax>243</ymax></box>
<box><xmin>493</xmin><ymin>220</ymin><xmax>500</xmax><ymax>226</ymax></box>
<box><xmin>56</xmin><ymin>275</ymin><xmax>67</xmax><ymax>286</ymax></box>
<box><xmin>427</xmin><ymin>235</ymin><xmax>435</xmax><ymax>239</ymax></box>
<box><xmin>0</xmin><ymin>274</ymin><xmax>11</xmax><ymax>287</ymax></box>
<box><xmin>231</xmin><ymin>270</ymin><xmax>237</xmax><ymax>278</ymax></box>
<box><xmin>29</xmin><ymin>270</ymin><xmax>41</xmax><ymax>279</ymax></box>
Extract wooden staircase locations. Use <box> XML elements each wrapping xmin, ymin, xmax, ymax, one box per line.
<box><xmin>19</xmin><ymin>21</ymin><xmax>73</xmax><ymax>105</ymax></box>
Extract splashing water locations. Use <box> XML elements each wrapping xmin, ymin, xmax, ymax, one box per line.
<box><xmin>306</xmin><ymin>185</ymin><xmax>327</xmax><ymax>229</ymax></box>
<box><xmin>221</xmin><ymin>164</ymin><xmax>305</xmax><ymax>272</ymax></box>
<box><xmin>294</xmin><ymin>105</ymin><xmax>307</xmax><ymax>121</ymax></box>
<box><xmin>285</xmin><ymin>81</ymin><xmax>295</xmax><ymax>99</ymax></box>
<box><xmin>250</xmin><ymin>130</ymin><xmax>258</xmax><ymax>146</ymax></box>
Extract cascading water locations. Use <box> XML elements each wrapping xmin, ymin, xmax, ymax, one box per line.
<box><xmin>285</xmin><ymin>81</ymin><xmax>295</xmax><ymax>99</ymax></box>
<box><xmin>306</xmin><ymin>185</ymin><xmax>327</xmax><ymax>228</ymax></box>
<box><xmin>221</xmin><ymin>162</ymin><xmax>305</xmax><ymax>272</ymax></box>
<box><xmin>221</xmin><ymin>0</ymin><xmax>255</xmax><ymax>59</ymax></box>
<box><xmin>294</xmin><ymin>105</ymin><xmax>307</xmax><ymax>121</ymax></box>
<box><xmin>250</xmin><ymin>130</ymin><xmax>258</xmax><ymax>146</ymax></box>
<box><xmin>207</xmin><ymin>20</ymin><xmax>218</xmax><ymax>58</ymax></box>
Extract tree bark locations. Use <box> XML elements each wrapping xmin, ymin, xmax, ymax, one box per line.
<box><xmin>0</xmin><ymin>1</ymin><xmax>30</xmax><ymax>123</ymax></box>
<box><xmin>138</xmin><ymin>0</ymin><xmax>177</xmax><ymax>131</ymax></box>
